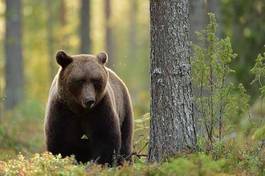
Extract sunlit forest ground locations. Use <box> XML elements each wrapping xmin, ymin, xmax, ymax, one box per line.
<box><xmin>0</xmin><ymin>0</ymin><xmax>265</xmax><ymax>175</ymax></box>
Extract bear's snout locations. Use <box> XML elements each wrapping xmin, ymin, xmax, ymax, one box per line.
<box><xmin>83</xmin><ymin>98</ymin><xmax>95</xmax><ymax>109</ymax></box>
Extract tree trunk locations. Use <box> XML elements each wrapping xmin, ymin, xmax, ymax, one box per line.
<box><xmin>46</xmin><ymin>0</ymin><xmax>56</xmax><ymax>82</ymax></box>
<box><xmin>80</xmin><ymin>0</ymin><xmax>91</xmax><ymax>53</ymax></box>
<box><xmin>104</xmin><ymin>0</ymin><xmax>114</xmax><ymax>67</ymax></box>
<box><xmin>190</xmin><ymin>0</ymin><xmax>207</xmax><ymax>44</ymax></box>
<box><xmin>0</xmin><ymin>82</ymin><xmax>4</xmax><ymax>119</ymax></box>
<box><xmin>59</xmin><ymin>0</ymin><xmax>68</xmax><ymax>50</ymax></box>
<box><xmin>129</xmin><ymin>0</ymin><xmax>137</xmax><ymax>58</ymax></box>
<box><xmin>207</xmin><ymin>0</ymin><xmax>219</xmax><ymax>16</ymax></box>
<box><xmin>148</xmin><ymin>0</ymin><xmax>197</xmax><ymax>162</ymax></box>
<box><xmin>4</xmin><ymin>0</ymin><xmax>24</xmax><ymax>110</ymax></box>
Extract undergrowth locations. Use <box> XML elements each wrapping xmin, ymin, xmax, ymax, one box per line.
<box><xmin>0</xmin><ymin>143</ymin><xmax>264</xmax><ymax>176</ymax></box>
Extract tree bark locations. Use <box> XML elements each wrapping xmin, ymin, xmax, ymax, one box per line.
<box><xmin>80</xmin><ymin>0</ymin><xmax>91</xmax><ymax>53</ymax></box>
<box><xmin>104</xmin><ymin>0</ymin><xmax>114</xmax><ymax>67</ymax></box>
<box><xmin>148</xmin><ymin>0</ymin><xmax>197</xmax><ymax>162</ymax></box>
<box><xmin>4</xmin><ymin>0</ymin><xmax>24</xmax><ymax>110</ymax></box>
<box><xmin>46</xmin><ymin>0</ymin><xmax>56</xmax><ymax>82</ymax></box>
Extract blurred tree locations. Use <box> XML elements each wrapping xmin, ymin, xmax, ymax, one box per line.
<box><xmin>59</xmin><ymin>0</ymin><xmax>68</xmax><ymax>50</ymax></box>
<box><xmin>222</xmin><ymin>0</ymin><xmax>265</xmax><ymax>100</ymax></box>
<box><xmin>190</xmin><ymin>0</ymin><xmax>206</xmax><ymax>44</ymax></box>
<box><xmin>148</xmin><ymin>0</ymin><xmax>197</xmax><ymax>162</ymax></box>
<box><xmin>4</xmin><ymin>0</ymin><xmax>24</xmax><ymax>110</ymax></box>
<box><xmin>190</xmin><ymin>0</ymin><xmax>220</xmax><ymax>44</ymax></box>
<box><xmin>208</xmin><ymin>0</ymin><xmax>219</xmax><ymax>16</ymax></box>
<box><xmin>46</xmin><ymin>0</ymin><xmax>56</xmax><ymax>82</ymax></box>
<box><xmin>80</xmin><ymin>0</ymin><xmax>91</xmax><ymax>53</ymax></box>
<box><xmin>129</xmin><ymin>0</ymin><xmax>137</xmax><ymax>58</ymax></box>
<box><xmin>207</xmin><ymin>0</ymin><xmax>220</xmax><ymax>36</ymax></box>
<box><xmin>104</xmin><ymin>0</ymin><xmax>114</xmax><ymax>66</ymax></box>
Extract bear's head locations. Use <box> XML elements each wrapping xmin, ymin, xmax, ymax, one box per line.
<box><xmin>56</xmin><ymin>50</ymin><xmax>109</xmax><ymax>111</ymax></box>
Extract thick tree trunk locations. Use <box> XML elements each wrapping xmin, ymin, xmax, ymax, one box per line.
<box><xmin>104</xmin><ymin>0</ymin><xmax>114</xmax><ymax>67</ymax></box>
<box><xmin>46</xmin><ymin>0</ymin><xmax>56</xmax><ymax>82</ymax></box>
<box><xmin>4</xmin><ymin>0</ymin><xmax>24</xmax><ymax>110</ymax></box>
<box><xmin>80</xmin><ymin>0</ymin><xmax>91</xmax><ymax>53</ymax></box>
<box><xmin>148</xmin><ymin>0</ymin><xmax>197</xmax><ymax>162</ymax></box>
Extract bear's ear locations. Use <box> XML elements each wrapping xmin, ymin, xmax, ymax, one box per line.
<box><xmin>96</xmin><ymin>52</ymin><xmax>108</xmax><ymax>65</ymax></box>
<box><xmin>56</xmin><ymin>50</ymin><xmax>73</xmax><ymax>68</ymax></box>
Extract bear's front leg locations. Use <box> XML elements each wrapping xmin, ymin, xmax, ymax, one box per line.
<box><xmin>91</xmin><ymin>115</ymin><xmax>121</xmax><ymax>165</ymax></box>
<box><xmin>45</xmin><ymin>105</ymin><xmax>88</xmax><ymax>162</ymax></box>
<box><xmin>120</xmin><ymin>110</ymin><xmax>133</xmax><ymax>163</ymax></box>
<box><xmin>46</xmin><ymin>122</ymin><xmax>82</xmax><ymax>159</ymax></box>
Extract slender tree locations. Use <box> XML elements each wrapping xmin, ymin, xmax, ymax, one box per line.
<box><xmin>104</xmin><ymin>0</ymin><xmax>114</xmax><ymax>66</ymax></box>
<box><xmin>190</xmin><ymin>0</ymin><xmax>220</xmax><ymax>44</ymax></box>
<box><xmin>4</xmin><ymin>0</ymin><xmax>24</xmax><ymax>110</ymax></box>
<box><xmin>207</xmin><ymin>0</ymin><xmax>219</xmax><ymax>18</ymax></box>
<box><xmin>59</xmin><ymin>0</ymin><xmax>68</xmax><ymax>50</ymax></box>
<box><xmin>190</xmin><ymin>0</ymin><xmax>207</xmax><ymax>134</ymax></box>
<box><xmin>148</xmin><ymin>0</ymin><xmax>197</xmax><ymax>162</ymax></box>
<box><xmin>129</xmin><ymin>0</ymin><xmax>137</xmax><ymax>58</ymax></box>
<box><xmin>190</xmin><ymin>0</ymin><xmax>206</xmax><ymax>44</ymax></box>
<box><xmin>207</xmin><ymin>0</ymin><xmax>220</xmax><ymax>36</ymax></box>
<box><xmin>80</xmin><ymin>0</ymin><xmax>91</xmax><ymax>53</ymax></box>
<box><xmin>46</xmin><ymin>0</ymin><xmax>56</xmax><ymax>82</ymax></box>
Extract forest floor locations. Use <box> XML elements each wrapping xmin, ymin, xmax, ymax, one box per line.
<box><xmin>0</xmin><ymin>100</ymin><xmax>264</xmax><ymax>175</ymax></box>
<box><xmin>0</xmin><ymin>148</ymin><xmax>264</xmax><ymax>176</ymax></box>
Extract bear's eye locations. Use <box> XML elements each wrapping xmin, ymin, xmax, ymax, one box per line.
<box><xmin>92</xmin><ymin>79</ymin><xmax>101</xmax><ymax>88</ymax></box>
<box><xmin>74</xmin><ymin>79</ymin><xmax>85</xmax><ymax>85</ymax></box>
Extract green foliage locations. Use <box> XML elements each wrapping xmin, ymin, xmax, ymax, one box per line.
<box><xmin>251</xmin><ymin>50</ymin><xmax>265</xmax><ymax>96</ymax></box>
<box><xmin>221</xmin><ymin>0</ymin><xmax>265</xmax><ymax>98</ymax></box>
<box><xmin>158</xmin><ymin>154</ymin><xmax>227</xmax><ymax>176</ymax></box>
<box><xmin>252</xmin><ymin>125</ymin><xmax>265</xmax><ymax>141</ymax></box>
<box><xmin>133</xmin><ymin>113</ymin><xmax>149</xmax><ymax>155</ymax></box>
<box><xmin>211</xmin><ymin>139</ymin><xmax>265</xmax><ymax>175</ymax></box>
<box><xmin>0</xmin><ymin>152</ymin><xmax>232</xmax><ymax>176</ymax></box>
<box><xmin>0</xmin><ymin>147</ymin><xmax>264</xmax><ymax>176</ymax></box>
<box><xmin>192</xmin><ymin>13</ymin><xmax>249</xmax><ymax>147</ymax></box>
<box><xmin>250</xmin><ymin>50</ymin><xmax>265</xmax><ymax>142</ymax></box>
<box><xmin>0</xmin><ymin>99</ymin><xmax>44</xmax><ymax>159</ymax></box>
<box><xmin>0</xmin><ymin>153</ymin><xmax>85</xmax><ymax>176</ymax></box>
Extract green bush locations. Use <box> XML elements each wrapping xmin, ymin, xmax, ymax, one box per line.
<box><xmin>192</xmin><ymin>13</ymin><xmax>249</xmax><ymax>149</ymax></box>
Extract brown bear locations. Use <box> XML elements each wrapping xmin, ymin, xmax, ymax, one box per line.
<box><xmin>44</xmin><ymin>50</ymin><xmax>133</xmax><ymax>165</ymax></box>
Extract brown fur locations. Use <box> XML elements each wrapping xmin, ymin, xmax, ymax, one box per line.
<box><xmin>44</xmin><ymin>51</ymin><xmax>133</xmax><ymax>165</ymax></box>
